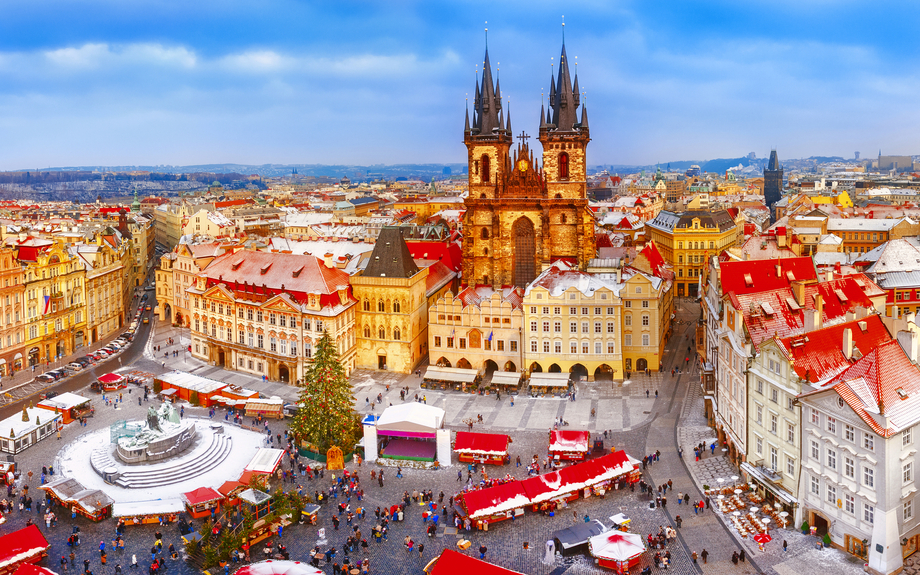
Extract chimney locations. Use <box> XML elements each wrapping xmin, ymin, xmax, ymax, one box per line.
<box><xmin>827</xmin><ymin>270</ymin><xmax>834</xmax><ymax>282</ymax></box>
<box><xmin>893</xmin><ymin>305</ymin><xmax>900</xmax><ymax>319</ymax></box>
<box><xmin>834</xmin><ymin>261</ymin><xmax>842</xmax><ymax>274</ymax></box>
<box><xmin>815</xmin><ymin>294</ymin><xmax>824</xmax><ymax>328</ymax></box>
<box><xmin>898</xmin><ymin>330</ymin><xmax>920</xmax><ymax>364</ymax></box>
<box><xmin>805</xmin><ymin>309</ymin><xmax>819</xmax><ymax>332</ymax></box>
<box><xmin>776</xmin><ymin>264</ymin><xmax>781</xmax><ymax>278</ymax></box>
<box><xmin>792</xmin><ymin>281</ymin><xmax>806</xmax><ymax>307</ymax></box>
<box><xmin>843</xmin><ymin>328</ymin><xmax>854</xmax><ymax>360</ymax></box>
<box><xmin>856</xmin><ymin>306</ymin><xmax>868</xmax><ymax>320</ymax></box>
<box><xmin>616</xmin><ymin>268</ymin><xmax>622</xmax><ymax>283</ymax></box>
<box><xmin>323</xmin><ymin>253</ymin><xmax>334</xmax><ymax>268</ymax></box>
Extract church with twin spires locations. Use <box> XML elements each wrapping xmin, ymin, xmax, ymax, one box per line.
<box><xmin>461</xmin><ymin>40</ymin><xmax>596</xmax><ymax>289</ymax></box>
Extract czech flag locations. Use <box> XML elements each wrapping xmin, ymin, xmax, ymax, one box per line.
<box><xmin>43</xmin><ymin>295</ymin><xmax>50</xmax><ymax>315</ymax></box>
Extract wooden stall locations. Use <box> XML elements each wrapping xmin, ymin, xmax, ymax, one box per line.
<box><xmin>421</xmin><ymin>366</ymin><xmax>480</xmax><ymax>392</ymax></box>
<box><xmin>549</xmin><ymin>430</ymin><xmax>591</xmax><ymax>463</ymax></box>
<box><xmin>112</xmin><ymin>499</ymin><xmax>184</xmax><ymax>526</ymax></box>
<box><xmin>36</xmin><ymin>392</ymin><xmax>92</xmax><ymax>425</ymax></box>
<box><xmin>39</xmin><ymin>477</ymin><xmax>113</xmax><ymax>521</ymax></box>
<box><xmin>97</xmin><ymin>373</ymin><xmax>128</xmax><ymax>392</ymax></box>
<box><xmin>244</xmin><ymin>397</ymin><xmax>285</xmax><ymax>420</ymax></box>
<box><xmin>528</xmin><ymin>372</ymin><xmax>570</xmax><ymax>397</ymax></box>
<box><xmin>182</xmin><ymin>487</ymin><xmax>223</xmax><ymax>519</ymax></box>
<box><xmin>489</xmin><ymin>372</ymin><xmax>522</xmax><ymax>395</ymax></box>
<box><xmin>0</xmin><ymin>525</ymin><xmax>50</xmax><ymax>575</ymax></box>
<box><xmin>238</xmin><ymin>488</ymin><xmax>273</xmax><ymax>520</ymax></box>
<box><xmin>588</xmin><ymin>531</ymin><xmax>646</xmax><ymax>573</ymax></box>
<box><xmin>459</xmin><ymin>481</ymin><xmax>528</xmax><ymax>528</ymax></box>
<box><xmin>218</xmin><ymin>480</ymin><xmax>248</xmax><ymax>507</ymax></box>
<box><xmin>155</xmin><ymin>371</ymin><xmax>227</xmax><ymax>407</ymax></box>
<box><xmin>453</xmin><ymin>432</ymin><xmax>510</xmax><ymax>465</ymax></box>
<box><xmin>0</xmin><ymin>408</ymin><xmax>62</xmax><ymax>454</ymax></box>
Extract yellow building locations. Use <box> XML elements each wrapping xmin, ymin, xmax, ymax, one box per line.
<box><xmin>187</xmin><ymin>250</ymin><xmax>358</xmax><ymax>383</ymax></box>
<box><xmin>128</xmin><ymin>213</ymin><xmax>156</xmax><ymax>287</ymax></box>
<box><xmin>74</xmin><ymin>231</ymin><xmax>130</xmax><ymax>345</ymax></box>
<box><xmin>0</xmin><ymin>246</ymin><xmax>26</xmax><ymax>376</ymax></box>
<box><xmin>522</xmin><ymin>264</ymin><xmax>623</xmax><ymax>382</ymax></box>
<box><xmin>352</xmin><ymin>228</ymin><xmax>438</xmax><ymax>373</ymax></box>
<box><xmin>645</xmin><ymin>210</ymin><xmax>743</xmax><ymax>297</ymax></box>
<box><xmin>157</xmin><ymin>242</ymin><xmax>228</xmax><ymax>327</ymax></box>
<box><xmin>18</xmin><ymin>238</ymin><xmax>87</xmax><ymax>366</ymax></box>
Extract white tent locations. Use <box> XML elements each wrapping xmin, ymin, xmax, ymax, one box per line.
<box><xmin>375</xmin><ymin>403</ymin><xmax>444</xmax><ymax>435</ymax></box>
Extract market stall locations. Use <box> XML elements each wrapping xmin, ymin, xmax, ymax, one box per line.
<box><xmin>238</xmin><ymin>488</ymin><xmax>273</xmax><ymax>520</ymax></box>
<box><xmin>39</xmin><ymin>477</ymin><xmax>113</xmax><ymax>521</ymax></box>
<box><xmin>366</xmin><ymin>403</ymin><xmax>451</xmax><ymax>464</ymax></box>
<box><xmin>421</xmin><ymin>366</ymin><xmax>480</xmax><ymax>392</ymax></box>
<box><xmin>182</xmin><ymin>487</ymin><xmax>223</xmax><ymax>519</ymax></box>
<box><xmin>549</xmin><ymin>430</ymin><xmax>591</xmax><ymax>463</ymax></box>
<box><xmin>453</xmin><ymin>432</ymin><xmax>510</xmax><ymax>465</ymax></box>
<box><xmin>112</xmin><ymin>499</ymin><xmax>184</xmax><ymax>526</ymax></box>
<box><xmin>0</xmin><ymin>408</ymin><xmax>62</xmax><ymax>454</ymax></box>
<box><xmin>244</xmin><ymin>397</ymin><xmax>285</xmax><ymax>420</ymax></box>
<box><xmin>425</xmin><ymin>549</ymin><xmax>525</xmax><ymax>574</ymax></box>
<box><xmin>553</xmin><ymin>520</ymin><xmax>608</xmax><ymax>556</ymax></box>
<box><xmin>244</xmin><ymin>448</ymin><xmax>285</xmax><ymax>477</ymax></box>
<box><xmin>97</xmin><ymin>373</ymin><xmax>127</xmax><ymax>391</ymax></box>
<box><xmin>0</xmin><ymin>525</ymin><xmax>50</xmax><ymax>575</ymax></box>
<box><xmin>459</xmin><ymin>481</ymin><xmax>529</xmax><ymax>528</ymax></box>
<box><xmin>588</xmin><ymin>531</ymin><xmax>646</xmax><ymax>573</ymax></box>
<box><xmin>218</xmin><ymin>480</ymin><xmax>248</xmax><ymax>507</ymax></box>
<box><xmin>528</xmin><ymin>372</ymin><xmax>570</xmax><ymax>397</ymax></box>
<box><xmin>232</xmin><ymin>561</ymin><xmax>322</xmax><ymax>575</ymax></box>
<box><xmin>155</xmin><ymin>371</ymin><xmax>227</xmax><ymax>407</ymax></box>
<box><xmin>36</xmin><ymin>392</ymin><xmax>92</xmax><ymax>425</ymax></box>
<box><xmin>489</xmin><ymin>372</ymin><xmax>522</xmax><ymax>395</ymax></box>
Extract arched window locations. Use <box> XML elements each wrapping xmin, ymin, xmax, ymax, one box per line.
<box><xmin>481</xmin><ymin>154</ymin><xmax>491</xmax><ymax>183</ymax></box>
<box><xmin>393</xmin><ymin>328</ymin><xmax>401</xmax><ymax>341</ymax></box>
<box><xmin>554</xmin><ymin>193</ymin><xmax>562</xmax><ymax>199</ymax></box>
<box><xmin>559</xmin><ymin>152</ymin><xmax>569</xmax><ymax>179</ymax></box>
<box><xmin>378</xmin><ymin>300</ymin><xmax>385</xmax><ymax>312</ymax></box>
<box><xmin>363</xmin><ymin>299</ymin><xmax>370</xmax><ymax>311</ymax></box>
<box><xmin>379</xmin><ymin>327</ymin><xmax>386</xmax><ymax>339</ymax></box>
<box><xmin>483</xmin><ymin>248</ymin><xmax>489</xmax><ymax>256</ymax></box>
<box><xmin>561</xmin><ymin>214</ymin><xmax>567</xmax><ymax>224</ymax></box>
<box><xmin>363</xmin><ymin>326</ymin><xmax>370</xmax><ymax>337</ymax></box>
<box><xmin>481</xmin><ymin>228</ymin><xmax>489</xmax><ymax>240</ymax></box>
<box><xmin>393</xmin><ymin>301</ymin><xmax>401</xmax><ymax>313</ymax></box>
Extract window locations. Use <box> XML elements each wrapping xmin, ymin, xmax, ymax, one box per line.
<box><xmin>906</xmin><ymin>501</ymin><xmax>914</xmax><ymax>521</ymax></box>
<box><xmin>239</xmin><ymin>330</ymin><xmax>245</xmax><ymax>344</ymax></box>
<box><xmin>554</xmin><ymin>307</ymin><xmax>561</xmax><ymax>315</ymax></box>
<box><xmin>756</xmin><ymin>379</ymin><xmax>764</xmax><ymax>394</ymax></box>
<box><xmin>770</xmin><ymin>414</ymin><xmax>778</xmax><ymax>434</ymax></box>
<box><xmin>904</xmin><ymin>462</ymin><xmax>913</xmax><ymax>484</ymax></box>
<box><xmin>582</xmin><ymin>343</ymin><xmax>589</xmax><ymax>354</ymax></box>
<box><xmin>304</xmin><ymin>343</ymin><xmax>312</xmax><ymax>358</ymax></box>
<box><xmin>279</xmin><ymin>315</ymin><xmax>287</xmax><ymax>327</ymax></box>
<box><xmin>481</xmin><ymin>154</ymin><xmax>491</xmax><ymax>182</ymax></box>
<box><xmin>827</xmin><ymin>448</ymin><xmax>836</xmax><ymax>470</ymax></box>
<box><xmin>315</xmin><ymin>320</ymin><xmax>324</xmax><ymax>332</ymax></box>
<box><xmin>530</xmin><ymin>321</ymin><xmax>537</xmax><ymax>332</ymax></box>
<box><xmin>641</xmin><ymin>315</ymin><xmax>649</xmax><ymax>326</ymax></box>
<box><xmin>582</xmin><ymin>322</ymin><xmax>589</xmax><ymax>333</ymax></box>
<box><xmin>864</xmin><ymin>467</ymin><xmax>874</xmax><ymax>488</ymax></box>
<box><xmin>771</xmin><ymin>446</ymin><xmax>778</xmax><ymax>470</ymax></box>
<box><xmin>904</xmin><ymin>428</ymin><xmax>913</xmax><ymax>447</ymax></box>
<box><xmin>543</xmin><ymin>321</ymin><xmax>550</xmax><ymax>332</ymax></box>
<box><xmin>864</xmin><ymin>433</ymin><xmax>875</xmax><ymax>451</ymax></box>
<box><xmin>434</xmin><ymin>336</ymin><xmax>441</xmax><ymax>348</ymax></box>
<box><xmin>542</xmin><ymin>306</ymin><xmax>549</xmax><ymax>315</ymax></box>
<box><xmin>811</xmin><ymin>408</ymin><xmax>820</xmax><ymax>425</ymax></box>
<box><xmin>755</xmin><ymin>404</ymin><xmax>763</xmax><ymax>425</ymax></box>
<box><xmin>531</xmin><ymin>340</ymin><xmax>537</xmax><ymax>352</ymax></box>
<box><xmin>256</xmin><ymin>311</ymin><xmax>263</xmax><ymax>322</ymax></box>
<box><xmin>787</xmin><ymin>423</ymin><xmax>795</xmax><ymax>443</ymax></box>
<box><xmin>393</xmin><ymin>301</ymin><xmax>401</xmax><ymax>313</ymax></box>
<box><xmin>269</xmin><ymin>312</ymin><xmax>276</xmax><ymax>325</ymax></box>
<box><xmin>571</xmin><ymin>342</ymin><xmax>578</xmax><ymax>354</ymax></box>
<box><xmin>845</xmin><ymin>456</ymin><xmax>855</xmax><ymax>479</ymax></box>
<box><xmin>811</xmin><ymin>440</ymin><xmax>819</xmax><ymax>461</ymax></box>
<box><xmin>393</xmin><ymin>328</ymin><xmax>400</xmax><ymax>341</ymax></box>
<box><xmin>642</xmin><ymin>334</ymin><xmax>650</xmax><ymax>346</ymax></box>
<box><xmin>844</xmin><ymin>493</ymin><xmax>855</xmax><ymax>514</ymax></box>
<box><xmin>755</xmin><ymin>435</ymin><xmax>763</xmax><ymax>454</ymax></box>
<box><xmin>624</xmin><ymin>301</ymin><xmax>631</xmax><ymax>308</ymax></box>
<box><xmin>786</xmin><ymin>456</ymin><xmax>795</xmax><ymax>477</ymax></box>
<box><xmin>787</xmin><ymin>396</ymin><xmax>795</xmax><ymax>410</ymax></box>
<box><xmin>554</xmin><ymin>341</ymin><xmax>562</xmax><ymax>354</ymax></box>
<box><xmin>607</xmin><ymin>322</ymin><xmax>615</xmax><ymax>333</ymax></box>
<box><xmin>459</xmin><ymin>338</ymin><xmax>466</xmax><ymax>349</ymax></box>
<box><xmin>363</xmin><ymin>300</ymin><xmax>370</xmax><ymax>311</ymax></box>
<box><xmin>607</xmin><ymin>307</ymin><xmax>614</xmax><ymax>314</ymax></box>
<box><xmin>594</xmin><ymin>322</ymin><xmax>601</xmax><ymax>333</ymax></box>
<box><xmin>497</xmin><ymin>340</ymin><xmax>504</xmax><ymax>351</ymax></box>
<box><xmin>510</xmin><ymin>341</ymin><xmax>517</xmax><ymax>352</ymax></box>
<box><xmin>558</xmin><ymin>152</ymin><xmax>569</xmax><ymax>179</ymax></box>
<box><xmin>625</xmin><ymin>335</ymin><xmax>631</xmax><ymax>346</ymax></box>
<box><xmin>530</xmin><ymin>306</ymin><xmax>537</xmax><ymax>314</ymax></box>
<box><xmin>581</xmin><ymin>307</ymin><xmax>588</xmax><ymax>315</ymax></box>
<box><xmin>594</xmin><ymin>342</ymin><xmax>601</xmax><ymax>354</ymax></box>
<box><xmin>864</xmin><ymin>504</ymin><xmax>874</xmax><ymax>524</ymax></box>
<box><xmin>543</xmin><ymin>341</ymin><xmax>550</xmax><ymax>353</ymax></box>
<box><xmin>845</xmin><ymin>424</ymin><xmax>855</xmax><ymax>442</ymax></box>
<box><xmin>827</xmin><ymin>417</ymin><xmax>837</xmax><ymax>434</ymax></box>
<box><xmin>594</xmin><ymin>307</ymin><xmax>601</xmax><ymax>315</ymax></box>
<box><xmin>811</xmin><ymin>475</ymin><xmax>820</xmax><ymax>496</ymax></box>
<box><xmin>569</xmin><ymin>307</ymin><xmax>577</xmax><ymax>315</ymax></box>
<box><xmin>608</xmin><ymin>342</ymin><xmax>615</xmax><ymax>354</ymax></box>
<box><xmin>625</xmin><ymin>315</ymin><xmax>632</xmax><ymax>326</ymax></box>
<box><xmin>554</xmin><ymin>321</ymin><xmax>562</xmax><ymax>333</ymax></box>
<box><xmin>570</xmin><ymin>321</ymin><xmax>577</xmax><ymax>333</ymax></box>
<box><xmin>378</xmin><ymin>301</ymin><xmax>385</xmax><ymax>312</ymax></box>
<box><xmin>257</xmin><ymin>334</ymin><xmax>264</xmax><ymax>349</ymax></box>
<box><xmin>826</xmin><ymin>484</ymin><xmax>836</xmax><ymax>505</ymax></box>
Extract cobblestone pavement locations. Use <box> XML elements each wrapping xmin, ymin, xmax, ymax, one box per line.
<box><xmin>0</xmin><ymin>297</ymin><xmax>873</xmax><ymax>575</ymax></box>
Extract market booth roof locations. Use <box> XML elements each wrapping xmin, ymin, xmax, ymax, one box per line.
<box><xmin>423</xmin><ymin>366</ymin><xmax>478</xmax><ymax>383</ymax></box>
<box><xmin>376</xmin><ymin>403</ymin><xmax>444</xmax><ymax>438</ymax></box>
<box><xmin>97</xmin><ymin>373</ymin><xmax>125</xmax><ymax>385</ymax></box>
<box><xmin>182</xmin><ymin>487</ymin><xmax>223</xmax><ymax>507</ymax></box>
<box><xmin>549</xmin><ymin>430</ymin><xmax>590</xmax><ymax>453</ymax></box>
<box><xmin>36</xmin><ymin>392</ymin><xmax>90</xmax><ymax>412</ymax></box>
<box><xmin>112</xmin><ymin>499</ymin><xmax>185</xmax><ymax>519</ymax></box>
<box><xmin>489</xmin><ymin>372</ymin><xmax>521</xmax><ymax>386</ymax></box>
<box><xmin>529</xmin><ymin>372</ymin><xmax>570</xmax><ymax>387</ymax></box>
<box><xmin>454</xmin><ymin>432</ymin><xmax>509</xmax><ymax>455</ymax></box>
<box><xmin>462</xmin><ymin>481</ymin><xmax>529</xmax><ymax>520</ymax></box>
<box><xmin>232</xmin><ymin>559</ymin><xmax>323</xmax><ymax>575</ymax></box>
<box><xmin>157</xmin><ymin>371</ymin><xmax>226</xmax><ymax>394</ymax></box>
<box><xmin>0</xmin><ymin>524</ymin><xmax>50</xmax><ymax>571</ymax></box>
<box><xmin>588</xmin><ymin>530</ymin><xmax>646</xmax><ymax>562</ymax></box>
<box><xmin>244</xmin><ymin>448</ymin><xmax>285</xmax><ymax>475</ymax></box>
<box><xmin>427</xmin><ymin>549</ymin><xmax>525</xmax><ymax>575</ymax></box>
<box><xmin>14</xmin><ymin>565</ymin><xmax>59</xmax><ymax>575</ymax></box>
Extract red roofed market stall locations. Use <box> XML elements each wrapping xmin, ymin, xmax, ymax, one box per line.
<box><xmin>0</xmin><ymin>525</ymin><xmax>50</xmax><ymax>575</ymax></box>
<box><xmin>425</xmin><ymin>549</ymin><xmax>525</xmax><ymax>575</ymax></box>
<box><xmin>549</xmin><ymin>430</ymin><xmax>591</xmax><ymax>462</ymax></box>
<box><xmin>182</xmin><ymin>487</ymin><xmax>223</xmax><ymax>519</ymax></box>
<box><xmin>453</xmin><ymin>431</ymin><xmax>510</xmax><ymax>465</ymax></box>
<box><xmin>588</xmin><ymin>531</ymin><xmax>646</xmax><ymax>573</ymax></box>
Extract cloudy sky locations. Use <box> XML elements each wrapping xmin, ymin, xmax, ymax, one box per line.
<box><xmin>1</xmin><ymin>1</ymin><xmax>918</xmax><ymax>170</ymax></box>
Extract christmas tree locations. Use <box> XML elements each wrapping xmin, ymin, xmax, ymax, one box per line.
<box><xmin>289</xmin><ymin>331</ymin><xmax>359</xmax><ymax>453</ymax></box>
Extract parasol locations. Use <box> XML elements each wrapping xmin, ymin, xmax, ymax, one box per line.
<box><xmin>754</xmin><ymin>533</ymin><xmax>772</xmax><ymax>544</ymax></box>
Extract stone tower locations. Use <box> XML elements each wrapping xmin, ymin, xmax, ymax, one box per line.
<box><xmin>462</xmin><ymin>41</ymin><xmax>595</xmax><ymax>289</ymax></box>
<box><xmin>764</xmin><ymin>149</ymin><xmax>783</xmax><ymax>220</ymax></box>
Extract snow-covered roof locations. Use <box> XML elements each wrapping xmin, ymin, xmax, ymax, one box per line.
<box><xmin>37</xmin><ymin>392</ymin><xmax>90</xmax><ymax>412</ymax></box>
<box><xmin>376</xmin><ymin>403</ymin><xmax>444</xmax><ymax>434</ymax></box>
<box><xmin>0</xmin><ymin>408</ymin><xmax>61</xmax><ymax>440</ymax></box>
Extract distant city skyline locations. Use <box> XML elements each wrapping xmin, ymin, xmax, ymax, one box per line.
<box><xmin>1</xmin><ymin>1</ymin><xmax>918</xmax><ymax>170</ymax></box>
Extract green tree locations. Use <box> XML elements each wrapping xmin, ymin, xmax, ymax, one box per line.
<box><xmin>289</xmin><ymin>331</ymin><xmax>360</xmax><ymax>453</ymax></box>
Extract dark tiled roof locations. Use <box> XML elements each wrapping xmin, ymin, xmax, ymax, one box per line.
<box><xmin>363</xmin><ymin>227</ymin><xmax>420</xmax><ymax>278</ymax></box>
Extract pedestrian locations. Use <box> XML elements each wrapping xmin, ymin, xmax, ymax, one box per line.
<box><xmin>700</xmin><ymin>549</ymin><xmax>708</xmax><ymax>564</ymax></box>
<box><xmin>739</xmin><ymin>549</ymin><xmax>746</xmax><ymax>562</ymax></box>
<box><xmin>783</xmin><ymin>540</ymin><xmax>788</xmax><ymax>553</ymax></box>
<box><xmin>691</xmin><ymin>551</ymin><xmax>697</xmax><ymax>564</ymax></box>
<box><xmin>418</xmin><ymin>543</ymin><xmax>424</xmax><ymax>558</ymax></box>
<box><xmin>731</xmin><ymin>551</ymin><xmax>739</xmax><ymax>565</ymax></box>
<box><xmin>479</xmin><ymin>544</ymin><xmax>487</xmax><ymax>560</ymax></box>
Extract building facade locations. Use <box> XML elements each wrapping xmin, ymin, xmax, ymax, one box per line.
<box><xmin>0</xmin><ymin>247</ymin><xmax>25</xmax><ymax>376</ymax></box>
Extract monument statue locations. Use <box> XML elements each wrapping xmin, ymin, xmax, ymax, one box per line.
<box><xmin>146</xmin><ymin>407</ymin><xmax>161</xmax><ymax>432</ymax></box>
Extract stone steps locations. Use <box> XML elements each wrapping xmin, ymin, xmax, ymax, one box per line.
<box><xmin>114</xmin><ymin>434</ymin><xmax>232</xmax><ymax>489</ymax></box>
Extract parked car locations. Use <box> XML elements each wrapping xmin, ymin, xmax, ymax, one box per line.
<box><xmin>45</xmin><ymin>369</ymin><xmax>67</xmax><ymax>380</ymax></box>
<box><xmin>146</xmin><ymin>305</ymin><xmax>152</xmax><ymax>311</ymax></box>
<box><xmin>64</xmin><ymin>363</ymin><xmax>83</xmax><ymax>373</ymax></box>
<box><xmin>34</xmin><ymin>375</ymin><xmax>54</xmax><ymax>384</ymax></box>
<box><xmin>75</xmin><ymin>357</ymin><xmax>93</xmax><ymax>367</ymax></box>
<box><xmin>143</xmin><ymin>317</ymin><xmax>149</xmax><ymax>324</ymax></box>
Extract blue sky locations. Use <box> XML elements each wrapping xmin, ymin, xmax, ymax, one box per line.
<box><xmin>1</xmin><ymin>1</ymin><xmax>918</xmax><ymax>170</ymax></box>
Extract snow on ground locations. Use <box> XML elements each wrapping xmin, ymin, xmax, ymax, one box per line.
<box><xmin>54</xmin><ymin>418</ymin><xmax>266</xmax><ymax>505</ymax></box>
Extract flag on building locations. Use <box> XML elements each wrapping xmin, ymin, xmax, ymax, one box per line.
<box><xmin>43</xmin><ymin>295</ymin><xmax>51</xmax><ymax>315</ymax></box>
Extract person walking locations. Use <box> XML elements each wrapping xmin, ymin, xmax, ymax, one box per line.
<box><xmin>700</xmin><ymin>549</ymin><xmax>708</xmax><ymax>564</ymax></box>
<box><xmin>739</xmin><ymin>549</ymin><xmax>746</xmax><ymax>562</ymax></box>
<box><xmin>478</xmin><ymin>544</ymin><xmax>487</xmax><ymax>560</ymax></box>
<box><xmin>783</xmin><ymin>540</ymin><xmax>788</xmax><ymax>553</ymax></box>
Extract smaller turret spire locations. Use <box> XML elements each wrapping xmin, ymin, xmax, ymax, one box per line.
<box><xmin>464</xmin><ymin>97</ymin><xmax>470</xmax><ymax>133</ymax></box>
<box><xmin>506</xmin><ymin>99</ymin><xmax>512</xmax><ymax>133</ymax></box>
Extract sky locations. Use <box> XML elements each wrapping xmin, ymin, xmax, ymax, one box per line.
<box><xmin>1</xmin><ymin>0</ymin><xmax>919</xmax><ymax>170</ymax></box>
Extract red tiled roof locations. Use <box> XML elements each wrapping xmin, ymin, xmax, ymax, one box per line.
<box><xmin>830</xmin><ymin>341</ymin><xmax>920</xmax><ymax>437</ymax></box>
<box><xmin>777</xmin><ymin>315</ymin><xmax>892</xmax><ymax>384</ymax></box>
<box><xmin>640</xmin><ymin>240</ymin><xmax>667</xmax><ymax>278</ymax></box>
<box><xmin>720</xmin><ymin>256</ymin><xmax>817</xmax><ymax>295</ymax></box>
<box><xmin>422</xmin><ymin>261</ymin><xmax>456</xmax><ymax>295</ymax></box>
<box><xmin>214</xmin><ymin>199</ymin><xmax>253</xmax><ymax>209</ymax></box>
<box><xmin>199</xmin><ymin>250</ymin><xmax>354</xmax><ymax>309</ymax></box>
<box><xmin>405</xmin><ymin>240</ymin><xmax>462</xmax><ymax>272</ymax></box>
<box><xmin>456</xmin><ymin>286</ymin><xmax>524</xmax><ymax>310</ymax></box>
<box><xmin>453</xmin><ymin>432</ymin><xmax>509</xmax><ymax>455</ymax></box>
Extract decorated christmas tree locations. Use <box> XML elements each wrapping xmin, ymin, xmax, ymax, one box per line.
<box><xmin>289</xmin><ymin>331</ymin><xmax>360</xmax><ymax>453</ymax></box>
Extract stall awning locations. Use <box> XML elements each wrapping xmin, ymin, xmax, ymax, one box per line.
<box><xmin>428</xmin><ymin>549</ymin><xmax>525</xmax><ymax>575</ymax></box>
<box><xmin>453</xmin><ymin>432</ymin><xmax>509</xmax><ymax>455</ymax></box>
<box><xmin>740</xmin><ymin>462</ymin><xmax>798</xmax><ymax>506</ymax></box>
<box><xmin>549</xmin><ymin>430</ymin><xmax>590</xmax><ymax>453</ymax></box>
<box><xmin>158</xmin><ymin>388</ymin><xmax>178</xmax><ymax>396</ymax></box>
<box><xmin>554</xmin><ymin>520</ymin><xmax>608</xmax><ymax>551</ymax></box>
<box><xmin>182</xmin><ymin>487</ymin><xmax>223</xmax><ymax>506</ymax></box>
<box><xmin>423</xmin><ymin>366</ymin><xmax>478</xmax><ymax>383</ymax></box>
<box><xmin>112</xmin><ymin>499</ymin><xmax>185</xmax><ymax>518</ymax></box>
<box><xmin>490</xmin><ymin>372</ymin><xmax>521</xmax><ymax>386</ymax></box>
<box><xmin>529</xmin><ymin>373</ymin><xmax>571</xmax><ymax>387</ymax></box>
<box><xmin>462</xmin><ymin>481</ymin><xmax>529</xmax><ymax>519</ymax></box>
<box><xmin>98</xmin><ymin>373</ymin><xmax>125</xmax><ymax>384</ymax></box>
<box><xmin>0</xmin><ymin>525</ymin><xmax>50</xmax><ymax>569</ymax></box>
<box><xmin>244</xmin><ymin>448</ymin><xmax>285</xmax><ymax>475</ymax></box>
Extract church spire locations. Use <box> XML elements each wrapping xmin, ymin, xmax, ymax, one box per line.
<box><xmin>474</xmin><ymin>47</ymin><xmax>502</xmax><ymax>135</ymax></box>
<box><xmin>550</xmin><ymin>43</ymin><xmax>579</xmax><ymax>131</ymax></box>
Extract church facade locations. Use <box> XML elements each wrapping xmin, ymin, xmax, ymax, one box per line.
<box><xmin>461</xmin><ymin>43</ymin><xmax>595</xmax><ymax>290</ymax></box>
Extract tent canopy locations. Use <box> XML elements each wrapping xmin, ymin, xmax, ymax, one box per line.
<box><xmin>553</xmin><ymin>520</ymin><xmax>608</xmax><ymax>551</ymax></box>
<box><xmin>376</xmin><ymin>403</ymin><xmax>444</xmax><ymax>437</ymax></box>
<box><xmin>182</xmin><ymin>487</ymin><xmax>223</xmax><ymax>506</ymax></box>
<box><xmin>589</xmin><ymin>531</ymin><xmax>646</xmax><ymax>562</ymax></box>
<box><xmin>454</xmin><ymin>432</ymin><xmax>509</xmax><ymax>455</ymax></box>
<box><xmin>0</xmin><ymin>525</ymin><xmax>50</xmax><ymax>567</ymax></box>
<box><xmin>97</xmin><ymin>373</ymin><xmax>125</xmax><ymax>384</ymax></box>
<box><xmin>490</xmin><ymin>372</ymin><xmax>521</xmax><ymax>386</ymax></box>
<box><xmin>529</xmin><ymin>372</ymin><xmax>571</xmax><ymax>387</ymax></box>
<box><xmin>429</xmin><ymin>549</ymin><xmax>525</xmax><ymax>575</ymax></box>
<box><xmin>37</xmin><ymin>392</ymin><xmax>90</xmax><ymax>411</ymax></box>
<box><xmin>232</xmin><ymin>560</ymin><xmax>323</xmax><ymax>575</ymax></box>
<box><xmin>245</xmin><ymin>448</ymin><xmax>285</xmax><ymax>474</ymax></box>
<box><xmin>462</xmin><ymin>481</ymin><xmax>529</xmax><ymax>519</ymax></box>
<box><xmin>423</xmin><ymin>366</ymin><xmax>478</xmax><ymax>383</ymax></box>
<box><xmin>549</xmin><ymin>430</ymin><xmax>591</xmax><ymax>453</ymax></box>
<box><xmin>112</xmin><ymin>499</ymin><xmax>185</xmax><ymax>518</ymax></box>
